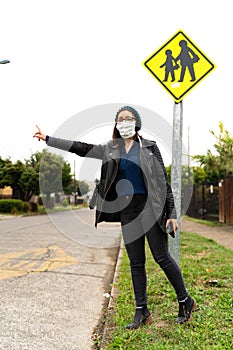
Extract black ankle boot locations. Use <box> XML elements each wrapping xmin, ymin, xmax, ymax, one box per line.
<box><xmin>176</xmin><ymin>296</ymin><xmax>197</xmax><ymax>324</ymax></box>
<box><xmin>126</xmin><ymin>306</ymin><xmax>152</xmax><ymax>330</ymax></box>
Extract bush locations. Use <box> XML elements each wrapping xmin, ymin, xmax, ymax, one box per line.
<box><xmin>29</xmin><ymin>202</ymin><xmax>38</xmax><ymax>212</ymax></box>
<box><xmin>43</xmin><ymin>197</ymin><xmax>55</xmax><ymax>209</ymax></box>
<box><xmin>0</xmin><ymin>199</ymin><xmax>24</xmax><ymax>213</ymax></box>
<box><xmin>38</xmin><ymin>197</ymin><xmax>44</xmax><ymax>206</ymax></box>
<box><xmin>23</xmin><ymin>202</ymin><xmax>30</xmax><ymax>213</ymax></box>
<box><xmin>61</xmin><ymin>198</ymin><xmax>69</xmax><ymax>207</ymax></box>
<box><xmin>38</xmin><ymin>196</ymin><xmax>55</xmax><ymax>209</ymax></box>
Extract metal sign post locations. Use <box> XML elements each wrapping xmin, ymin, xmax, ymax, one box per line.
<box><xmin>170</xmin><ymin>101</ymin><xmax>183</xmax><ymax>264</ymax></box>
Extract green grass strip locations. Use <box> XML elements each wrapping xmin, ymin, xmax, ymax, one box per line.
<box><xmin>101</xmin><ymin>231</ymin><xmax>233</xmax><ymax>349</ymax></box>
<box><xmin>184</xmin><ymin>216</ymin><xmax>224</xmax><ymax>227</ymax></box>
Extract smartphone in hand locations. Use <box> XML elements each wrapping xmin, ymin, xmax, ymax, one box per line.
<box><xmin>167</xmin><ymin>221</ymin><xmax>175</xmax><ymax>238</ymax></box>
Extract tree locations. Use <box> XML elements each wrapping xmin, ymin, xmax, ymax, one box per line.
<box><xmin>166</xmin><ymin>164</ymin><xmax>201</xmax><ymax>186</ymax></box>
<box><xmin>193</xmin><ymin>122</ymin><xmax>233</xmax><ymax>183</ymax></box>
<box><xmin>0</xmin><ymin>157</ymin><xmax>12</xmax><ymax>188</ymax></box>
<box><xmin>3</xmin><ymin>160</ymin><xmax>25</xmax><ymax>200</ymax></box>
<box><xmin>18</xmin><ymin>152</ymin><xmax>41</xmax><ymax>201</ymax></box>
<box><xmin>0</xmin><ymin>150</ymin><xmax>73</xmax><ymax>204</ymax></box>
<box><xmin>192</xmin><ymin>166</ymin><xmax>208</xmax><ymax>184</ymax></box>
<box><xmin>0</xmin><ymin>154</ymin><xmax>40</xmax><ymax>201</ymax></box>
<box><xmin>62</xmin><ymin>161</ymin><xmax>73</xmax><ymax>195</ymax></box>
<box><xmin>78</xmin><ymin>180</ymin><xmax>90</xmax><ymax>196</ymax></box>
<box><xmin>210</xmin><ymin>121</ymin><xmax>233</xmax><ymax>175</ymax></box>
<box><xmin>39</xmin><ymin>149</ymin><xmax>73</xmax><ymax>206</ymax></box>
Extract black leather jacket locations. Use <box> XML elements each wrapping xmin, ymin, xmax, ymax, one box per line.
<box><xmin>47</xmin><ymin>136</ymin><xmax>176</xmax><ymax>230</ymax></box>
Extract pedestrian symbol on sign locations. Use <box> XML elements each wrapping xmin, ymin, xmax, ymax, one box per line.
<box><xmin>143</xmin><ymin>30</ymin><xmax>215</xmax><ymax>102</ymax></box>
<box><xmin>160</xmin><ymin>49</ymin><xmax>179</xmax><ymax>82</ymax></box>
<box><xmin>176</xmin><ymin>40</ymin><xmax>200</xmax><ymax>82</ymax></box>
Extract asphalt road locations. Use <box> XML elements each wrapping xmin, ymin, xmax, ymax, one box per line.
<box><xmin>0</xmin><ymin>209</ymin><xmax>121</xmax><ymax>350</ymax></box>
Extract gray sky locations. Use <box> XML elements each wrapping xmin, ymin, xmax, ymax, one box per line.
<box><xmin>0</xmin><ymin>0</ymin><xmax>231</xmax><ymax>178</ymax></box>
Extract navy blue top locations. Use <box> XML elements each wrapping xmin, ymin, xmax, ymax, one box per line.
<box><xmin>116</xmin><ymin>141</ymin><xmax>147</xmax><ymax>196</ymax></box>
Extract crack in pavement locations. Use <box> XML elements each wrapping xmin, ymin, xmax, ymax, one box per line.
<box><xmin>0</xmin><ymin>245</ymin><xmax>79</xmax><ymax>281</ymax></box>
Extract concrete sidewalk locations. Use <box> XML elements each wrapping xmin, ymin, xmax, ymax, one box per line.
<box><xmin>181</xmin><ymin>218</ymin><xmax>233</xmax><ymax>250</ymax></box>
<box><xmin>0</xmin><ymin>210</ymin><xmax>121</xmax><ymax>350</ymax></box>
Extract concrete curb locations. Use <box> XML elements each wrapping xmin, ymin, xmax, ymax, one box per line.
<box><xmin>99</xmin><ymin>238</ymin><xmax>124</xmax><ymax>349</ymax></box>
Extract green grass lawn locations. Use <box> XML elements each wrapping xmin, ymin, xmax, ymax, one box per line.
<box><xmin>184</xmin><ymin>216</ymin><xmax>224</xmax><ymax>227</ymax></box>
<box><xmin>100</xmin><ymin>231</ymin><xmax>233</xmax><ymax>349</ymax></box>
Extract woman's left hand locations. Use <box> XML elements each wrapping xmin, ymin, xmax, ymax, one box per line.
<box><xmin>166</xmin><ymin>218</ymin><xmax>178</xmax><ymax>234</ymax></box>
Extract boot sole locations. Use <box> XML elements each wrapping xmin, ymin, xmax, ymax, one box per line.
<box><xmin>126</xmin><ymin>314</ymin><xmax>153</xmax><ymax>330</ymax></box>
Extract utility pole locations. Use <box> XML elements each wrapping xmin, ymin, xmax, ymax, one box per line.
<box><xmin>188</xmin><ymin>126</ymin><xmax>191</xmax><ymax>185</ymax></box>
<box><xmin>74</xmin><ymin>160</ymin><xmax>77</xmax><ymax>205</ymax></box>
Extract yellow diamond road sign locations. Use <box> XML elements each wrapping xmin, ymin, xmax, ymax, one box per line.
<box><xmin>143</xmin><ymin>30</ymin><xmax>216</xmax><ymax>102</ymax></box>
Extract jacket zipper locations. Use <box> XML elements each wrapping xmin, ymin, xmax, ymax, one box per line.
<box><xmin>96</xmin><ymin>158</ymin><xmax>119</xmax><ymax>225</ymax></box>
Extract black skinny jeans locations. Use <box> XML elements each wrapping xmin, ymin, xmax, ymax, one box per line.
<box><xmin>120</xmin><ymin>195</ymin><xmax>188</xmax><ymax>307</ymax></box>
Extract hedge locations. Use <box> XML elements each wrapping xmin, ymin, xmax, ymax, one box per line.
<box><xmin>0</xmin><ymin>200</ymin><xmax>39</xmax><ymax>214</ymax></box>
<box><xmin>0</xmin><ymin>199</ymin><xmax>25</xmax><ymax>213</ymax></box>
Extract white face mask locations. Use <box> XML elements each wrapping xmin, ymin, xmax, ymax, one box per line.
<box><xmin>116</xmin><ymin>121</ymin><xmax>136</xmax><ymax>139</ymax></box>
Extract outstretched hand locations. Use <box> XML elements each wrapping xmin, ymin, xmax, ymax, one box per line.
<box><xmin>33</xmin><ymin>125</ymin><xmax>46</xmax><ymax>142</ymax></box>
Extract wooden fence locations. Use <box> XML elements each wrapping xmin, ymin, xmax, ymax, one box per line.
<box><xmin>219</xmin><ymin>175</ymin><xmax>233</xmax><ymax>225</ymax></box>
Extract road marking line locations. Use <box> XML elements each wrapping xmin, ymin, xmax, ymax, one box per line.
<box><xmin>0</xmin><ymin>246</ymin><xmax>78</xmax><ymax>281</ymax></box>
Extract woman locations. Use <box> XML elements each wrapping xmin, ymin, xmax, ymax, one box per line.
<box><xmin>33</xmin><ymin>106</ymin><xmax>197</xmax><ymax>329</ymax></box>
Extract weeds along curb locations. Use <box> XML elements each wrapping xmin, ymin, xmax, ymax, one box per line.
<box><xmin>99</xmin><ymin>238</ymin><xmax>125</xmax><ymax>349</ymax></box>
